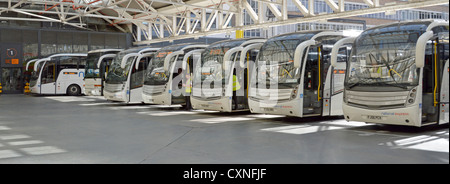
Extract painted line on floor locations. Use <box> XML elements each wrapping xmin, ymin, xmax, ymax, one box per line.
<box><xmin>44</xmin><ymin>96</ymin><xmax>96</xmax><ymax>102</ymax></box>
<box><xmin>137</xmin><ymin>111</ymin><xmax>199</xmax><ymax>116</ymax></box>
<box><xmin>0</xmin><ymin>134</ymin><xmax>31</xmax><ymax>140</ymax></box>
<box><xmin>82</xmin><ymin>96</ymin><xmax>106</xmax><ymax>99</ymax></box>
<box><xmin>79</xmin><ymin>102</ymin><xmax>115</xmax><ymax>106</ymax></box>
<box><xmin>20</xmin><ymin>146</ymin><xmax>66</xmax><ymax>155</ymax></box>
<box><xmin>261</xmin><ymin>124</ymin><xmax>345</xmax><ymax>135</ymax></box>
<box><xmin>261</xmin><ymin>125</ymin><xmax>307</xmax><ymax>132</ymax></box>
<box><xmin>246</xmin><ymin>114</ymin><xmax>285</xmax><ymax>119</ymax></box>
<box><xmin>380</xmin><ymin>135</ymin><xmax>449</xmax><ymax>153</ymax></box>
<box><xmin>7</xmin><ymin>140</ymin><xmax>44</xmax><ymax>146</ymax></box>
<box><xmin>320</xmin><ymin>120</ymin><xmax>369</xmax><ymax>127</ymax></box>
<box><xmin>260</xmin><ymin>120</ymin><xmax>372</xmax><ymax>135</ymax></box>
<box><xmin>108</xmin><ymin>106</ymin><xmax>152</xmax><ymax>110</ymax></box>
<box><xmin>280</xmin><ymin>125</ymin><xmax>344</xmax><ymax>135</ymax></box>
<box><xmin>190</xmin><ymin>117</ymin><xmax>256</xmax><ymax>124</ymax></box>
<box><xmin>0</xmin><ymin>126</ymin><xmax>11</xmax><ymax>130</ymax></box>
<box><xmin>0</xmin><ymin>150</ymin><xmax>22</xmax><ymax>159</ymax></box>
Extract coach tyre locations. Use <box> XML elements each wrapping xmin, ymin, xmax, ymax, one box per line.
<box><xmin>67</xmin><ymin>84</ymin><xmax>81</xmax><ymax>96</ymax></box>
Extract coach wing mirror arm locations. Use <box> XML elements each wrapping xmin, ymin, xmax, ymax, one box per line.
<box><xmin>94</xmin><ymin>54</ymin><xmax>117</xmax><ymax>80</ymax></box>
<box><xmin>33</xmin><ymin>58</ymin><xmax>50</xmax><ymax>71</ymax></box>
<box><xmin>223</xmin><ymin>47</ymin><xmax>243</xmax><ymax>71</ymax></box>
<box><xmin>182</xmin><ymin>49</ymin><xmax>205</xmax><ymax>71</ymax></box>
<box><xmin>239</xmin><ymin>43</ymin><xmax>263</xmax><ymax>68</ymax></box>
<box><xmin>415</xmin><ymin>20</ymin><xmax>450</xmax><ymax>68</ymax></box>
<box><xmin>164</xmin><ymin>51</ymin><xmax>184</xmax><ymax>72</ymax></box>
<box><xmin>26</xmin><ymin>59</ymin><xmax>39</xmax><ymax>71</ymax></box>
<box><xmin>331</xmin><ymin>37</ymin><xmax>356</xmax><ymax>67</ymax></box>
<box><xmin>135</xmin><ymin>53</ymin><xmax>155</xmax><ymax>70</ymax></box>
<box><xmin>415</xmin><ymin>31</ymin><xmax>434</xmax><ymax>68</ymax></box>
<box><xmin>26</xmin><ymin>61</ymin><xmax>33</xmax><ymax>71</ymax></box>
<box><xmin>120</xmin><ymin>53</ymin><xmax>140</xmax><ymax>69</ymax></box>
<box><xmin>294</xmin><ymin>39</ymin><xmax>316</xmax><ymax>68</ymax></box>
<box><xmin>97</xmin><ymin>54</ymin><xmax>117</xmax><ymax>69</ymax></box>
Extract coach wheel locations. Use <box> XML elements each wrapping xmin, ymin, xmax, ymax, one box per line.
<box><xmin>67</xmin><ymin>84</ymin><xmax>81</xmax><ymax>96</ymax></box>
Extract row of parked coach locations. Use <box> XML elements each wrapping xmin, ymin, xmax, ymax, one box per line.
<box><xmin>27</xmin><ymin>19</ymin><xmax>449</xmax><ymax>127</ymax></box>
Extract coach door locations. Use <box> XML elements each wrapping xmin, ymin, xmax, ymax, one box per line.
<box><xmin>40</xmin><ymin>60</ymin><xmax>57</xmax><ymax>94</ymax></box>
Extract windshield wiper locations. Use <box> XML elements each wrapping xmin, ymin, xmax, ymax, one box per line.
<box><xmin>376</xmin><ymin>48</ymin><xmax>402</xmax><ymax>86</ymax></box>
<box><xmin>378</xmin><ymin>82</ymin><xmax>408</xmax><ymax>89</ymax></box>
<box><xmin>253</xmin><ymin>81</ymin><xmax>274</xmax><ymax>88</ymax></box>
<box><xmin>347</xmin><ymin>77</ymin><xmax>375</xmax><ymax>89</ymax></box>
<box><xmin>347</xmin><ymin>81</ymin><xmax>366</xmax><ymax>89</ymax></box>
<box><xmin>367</xmin><ymin>35</ymin><xmax>400</xmax><ymax>85</ymax></box>
<box><xmin>278</xmin><ymin>83</ymin><xmax>295</xmax><ymax>89</ymax></box>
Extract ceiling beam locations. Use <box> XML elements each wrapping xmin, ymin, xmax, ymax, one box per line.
<box><xmin>135</xmin><ymin>0</ymin><xmax>449</xmax><ymax>45</ymax></box>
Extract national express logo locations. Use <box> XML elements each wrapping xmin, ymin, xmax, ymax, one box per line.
<box><xmin>381</xmin><ymin>112</ymin><xmax>410</xmax><ymax>116</ymax></box>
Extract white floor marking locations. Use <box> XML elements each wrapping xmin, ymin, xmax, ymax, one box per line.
<box><xmin>405</xmin><ymin>138</ymin><xmax>449</xmax><ymax>153</ymax></box>
<box><xmin>246</xmin><ymin>114</ymin><xmax>285</xmax><ymax>119</ymax></box>
<box><xmin>82</xmin><ymin>96</ymin><xmax>106</xmax><ymax>99</ymax></box>
<box><xmin>190</xmin><ymin>117</ymin><xmax>256</xmax><ymax>124</ymax></box>
<box><xmin>44</xmin><ymin>96</ymin><xmax>95</xmax><ymax>102</ymax></box>
<box><xmin>196</xmin><ymin>110</ymin><xmax>220</xmax><ymax>113</ymax></box>
<box><xmin>7</xmin><ymin>140</ymin><xmax>44</xmax><ymax>146</ymax></box>
<box><xmin>260</xmin><ymin>125</ymin><xmax>307</xmax><ymax>132</ymax></box>
<box><xmin>320</xmin><ymin>120</ymin><xmax>368</xmax><ymax>127</ymax></box>
<box><xmin>141</xmin><ymin>111</ymin><xmax>283</xmax><ymax>124</ymax></box>
<box><xmin>20</xmin><ymin>146</ymin><xmax>66</xmax><ymax>155</ymax></box>
<box><xmin>279</xmin><ymin>125</ymin><xmax>344</xmax><ymax>135</ymax></box>
<box><xmin>261</xmin><ymin>120</ymin><xmax>372</xmax><ymax>135</ymax></box>
<box><xmin>380</xmin><ymin>135</ymin><xmax>449</xmax><ymax>153</ymax></box>
<box><xmin>0</xmin><ymin>126</ymin><xmax>11</xmax><ymax>130</ymax></box>
<box><xmin>0</xmin><ymin>150</ymin><xmax>22</xmax><ymax>159</ymax></box>
<box><xmin>137</xmin><ymin>111</ymin><xmax>199</xmax><ymax>116</ymax></box>
<box><xmin>0</xmin><ymin>134</ymin><xmax>31</xmax><ymax>140</ymax></box>
<box><xmin>108</xmin><ymin>106</ymin><xmax>151</xmax><ymax>110</ymax></box>
<box><xmin>149</xmin><ymin>105</ymin><xmax>183</xmax><ymax>108</ymax></box>
<box><xmin>79</xmin><ymin>102</ymin><xmax>114</xmax><ymax>106</ymax></box>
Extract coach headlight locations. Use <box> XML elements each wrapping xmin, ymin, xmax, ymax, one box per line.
<box><xmin>291</xmin><ymin>86</ymin><xmax>298</xmax><ymax>100</ymax></box>
<box><xmin>407</xmin><ymin>87</ymin><xmax>417</xmax><ymax>105</ymax></box>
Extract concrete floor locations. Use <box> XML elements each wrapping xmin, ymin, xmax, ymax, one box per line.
<box><xmin>0</xmin><ymin>94</ymin><xmax>448</xmax><ymax>164</ymax></box>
